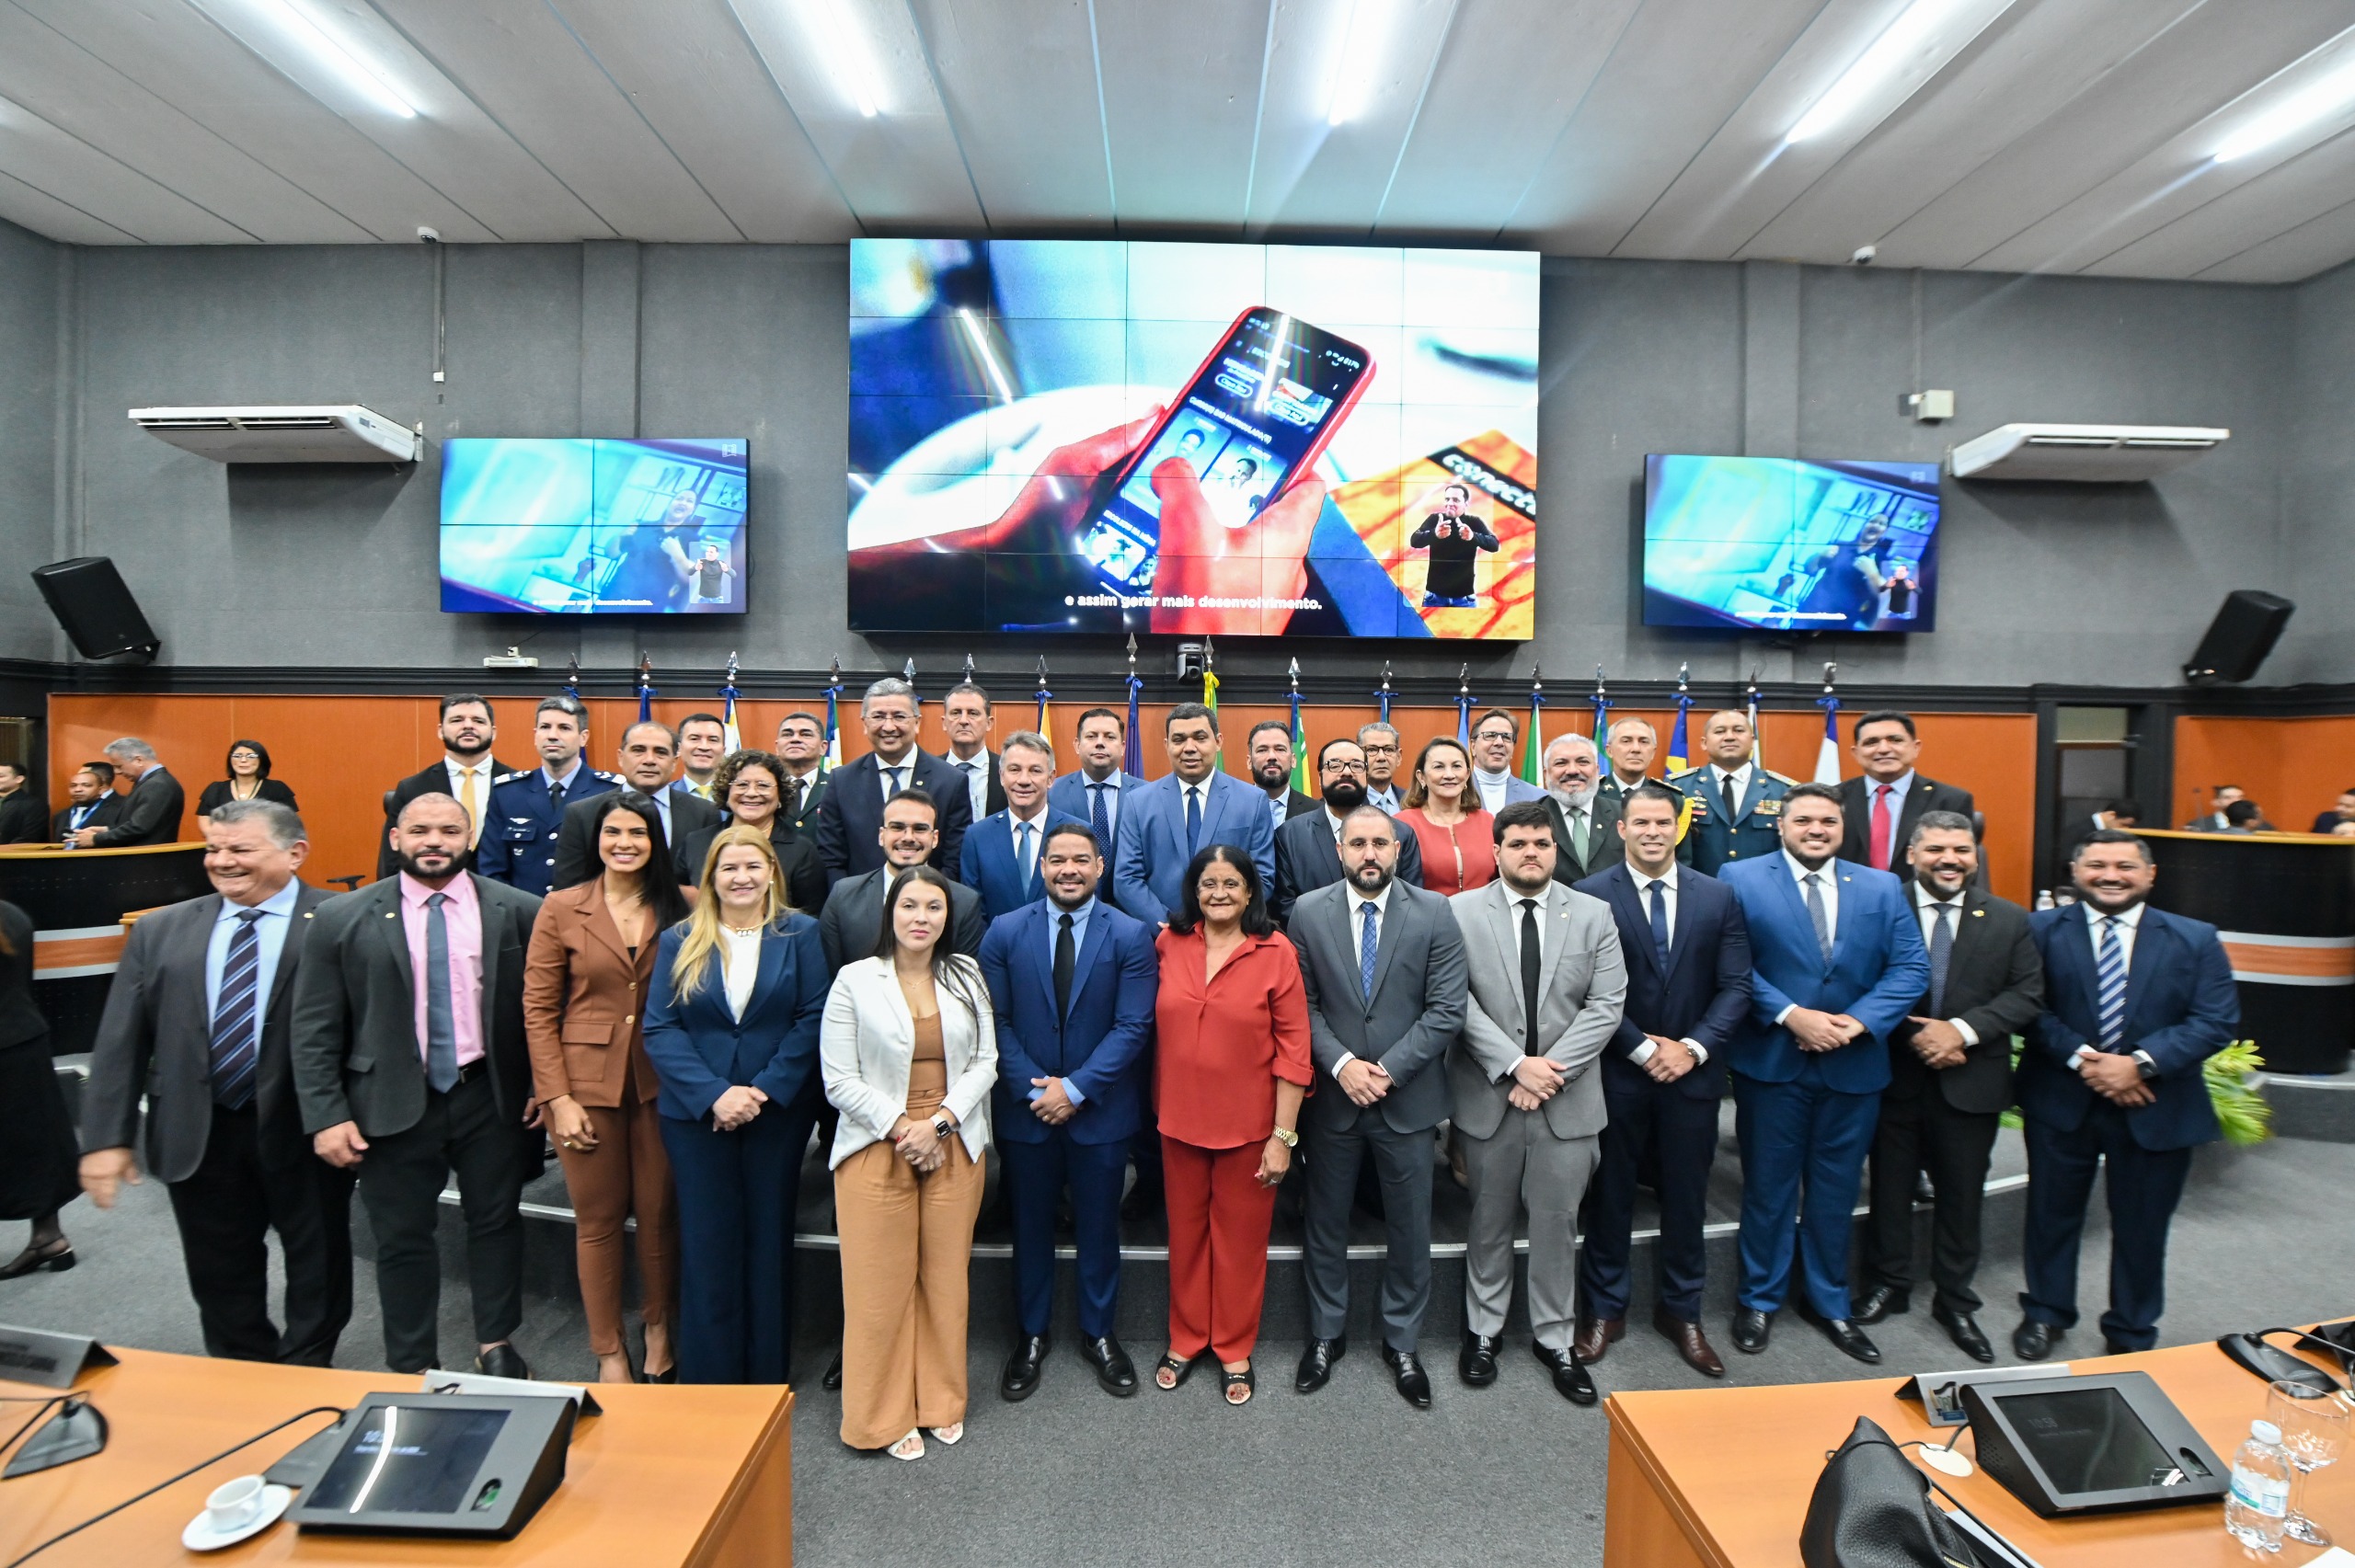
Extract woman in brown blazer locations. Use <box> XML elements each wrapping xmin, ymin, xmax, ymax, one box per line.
<box><xmin>523</xmin><ymin>789</ymin><xmax>695</xmax><ymax>1383</ymax></box>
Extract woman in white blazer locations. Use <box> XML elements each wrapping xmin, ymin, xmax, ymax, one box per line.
<box><xmin>821</xmin><ymin>864</ymin><xmax>996</xmax><ymax>1459</ymax></box>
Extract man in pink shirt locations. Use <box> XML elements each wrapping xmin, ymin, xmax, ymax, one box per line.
<box><xmin>292</xmin><ymin>793</ymin><xmax>546</xmax><ymax>1378</ymax></box>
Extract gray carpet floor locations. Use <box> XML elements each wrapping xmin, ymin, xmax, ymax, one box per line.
<box><xmin>5</xmin><ymin>1134</ymin><xmax>2349</xmax><ymax>1567</ymax></box>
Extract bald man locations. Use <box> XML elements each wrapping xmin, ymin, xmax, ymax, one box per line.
<box><xmin>1671</xmin><ymin>710</ymin><xmax>1793</xmax><ymax>876</ymax></box>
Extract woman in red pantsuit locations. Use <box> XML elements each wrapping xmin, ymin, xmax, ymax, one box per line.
<box><xmin>1152</xmin><ymin>843</ymin><xmax>1312</xmax><ymax>1406</ymax></box>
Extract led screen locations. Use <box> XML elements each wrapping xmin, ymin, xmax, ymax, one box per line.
<box><xmin>1642</xmin><ymin>454</ymin><xmax>1940</xmax><ymax>633</ymax></box>
<box><xmin>847</xmin><ymin>239</ymin><xmax>1540</xmax><ymax>639</ymax></box>
<box><xmin>441</xmin><ymin>437</ymin><xmax>748</xmax><ymax>614</ymax></box>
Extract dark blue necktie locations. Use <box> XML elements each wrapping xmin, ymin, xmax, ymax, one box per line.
<box><xmin>209</xmin><ymin>910</ymin><xmax>264</xmax><ymax>1109</ymax></box>
<box><xmin>1648</xmin><ymin>879</ymin><xmax>1671</xmax><ymax>970</ymax></box>
<box><xmin>424</xmin><ymin>892</ymin><xmax>459</xmax><ymax>1093</ymax></box>
<box><xmin>2095</xmin><ymin>916</ymin><xmax>2127</xmax><ymax>1051</ymax></box>
<box><xmin>1185</xmin><ymin>784</ymin><xmax>1203</xmax><ymax>854</ymax></box>
<box><xmin>1088</xmin><ymin>781</ymin><xmax>1111</xmax><ymax>848</ymax></box>
<box><xmin>1928</xmin><ymin>902</ymin><xmax>1956</xmax><ymax>1015</ymax></box>
<box><xmin>1016</xmin><ymin>820</ymin><xmax>1035</xmax><ymax>895</ymax></box>
<box><xmin>1359</xmin><ymin>900</ymin><xmax>1378</xmax><ymax>1000</ymax></box>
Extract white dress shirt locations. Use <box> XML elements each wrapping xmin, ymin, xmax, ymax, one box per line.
<box><xmin>1471</xmin><ymin>767</ymin><xmax>1513</xmax><ymax>815</ymax></box>
<box><xmin>873</xmin><ymin>750</ymin><xmax>918</xmax><ymax>803</ymax></box>
<box><xmin>1911</xmin><ymin>881</ymin><xmax>1981</xmax><ymax>1047</ymax></box>
<box><xmin>1773</xmin><ymin>850</ymin><xmax>1841</xmax><ymax>1027</ymax></box>
<box><xmin>1006</xmin><ymin>803</ymin><xmax>1051</xmax><ymax>885</ymax></box>
<box><xmin>951</xmin><ymin>749</ymin><xmax>992</xmax><ymax>825</ymax></box>
<box><xmin>1330</xmin><ymin>880</ymin><xmax>1396</xmax><ymax>1081</ymax></box>
<box><xmin>444</xmin><ymin>756</ymin><xmax>499</xmax><ymax>843</ymax></box>
<box><xmin>1507</xmin><ymin>878</ymin><xmax>1552</xmax><ymax>967</ymax></box>
<box><xmin>1625</xmin><ymin>864</ymin><xmax>1709</xmax><ymax>1066</ymax></box>
<box><xmin>721</xmin><ymin>924</ymin><xmax>763</xmax><ymax>1022</ymax></box>
<box><xmin>1706</xmin><ymin>761</ymin><xmax>1753</xmax><ymax>810</ymax></box>
<box><xmin>2067</xmin><ymin>900</ymin><xmax>2153</xmax><ymax>1071</ymax></box>
<box><xmin>203</xmin><ymin>878</ymin><xmax>304</xmax><ymax>1020</ymax></box>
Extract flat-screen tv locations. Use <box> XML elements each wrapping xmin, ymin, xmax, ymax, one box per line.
<box><xmin>846</xmin><ymin>238</ymin><xmax>1540</xmax><ymax>639</ymax></box>
<box><xmin>440</xmin><ymin>437</ymin><xmax>748</xmax><ymax>614</ymax></box>
<box><xmin>1642</xmin><ymin>454</ymin><xmax>1940</xmax><ymax>633</ymax></box>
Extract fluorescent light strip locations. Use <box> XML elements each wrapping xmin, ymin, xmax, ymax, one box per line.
<box><xmin>955</xmin><ymin>309</ymin><xmax>1016</xmax><ymax>404</ymax></box>
<box><xmin>254</xmin><ymin>0</ymin><xmax>418</xmax><ymax>118</ymax></box>
<box><xmin>816</xmin><ymin>0</ymin><xmax>886</xmax><ymax>118</ymax></box>
<box><xmin>2215</xmin><ymin>55</ymin><xmax>2355</xmax><ymax>163</ymax></box>
<box><xmin>1786</xmin><ymin>0</ymin><xmax>1978</xmax><ymax>145</ymax></box>
<box><xmin>1327</xmin><ymin>0</ymin><xmax>1387</xmax><ymax>128</ymax></box>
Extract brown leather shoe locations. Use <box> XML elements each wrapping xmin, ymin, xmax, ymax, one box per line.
<box><xmin>1572</xmin><ymin>1314</ymin><xmax>1624</xmax><ymax>1365</ymax></box>
<box><xmin>1654</xmin><ymin>1305</ymin><xmax>1726</xmax><ymax>1379</ymax></box>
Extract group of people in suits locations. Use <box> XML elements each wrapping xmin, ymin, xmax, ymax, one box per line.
<box><xmin>6</xmin><ymin>685</ymin><xmax>2243</xmax><ymax>1462</ymax></box>
<box><xmin>0</xmin><ymin>736</ymin><xmax>198</xmax><ymax>850</ymax></box>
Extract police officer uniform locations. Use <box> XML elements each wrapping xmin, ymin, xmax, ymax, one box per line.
<box><xmin>472</xmin><ymin>764</ymin><xmax>622</xmax><ymax>897</ymax></box>
<box><xmin>1669</xmin><ymin>761</ymin><xmax>1792</xmax><ymax>876</ymax></box>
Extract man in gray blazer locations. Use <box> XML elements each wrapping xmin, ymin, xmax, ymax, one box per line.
<box><xmin>1449</xmin><ymin>800</ymin><xmax>1626</xmax><ymax>1404</ymax></box>
<box><xmin>79</xmin><ymin>800</ymin><xmax>353</xmax><ymax>1365</ymax></box>
<box><xmin>291</xmin><ymin>793</ymin><xmax>543</xmax><ymax>1378</ymax></box>
<box><xmin>1292</xmin><ymin>805</ymin><xmax>1468</xmax><ymax>1408</ymax></box>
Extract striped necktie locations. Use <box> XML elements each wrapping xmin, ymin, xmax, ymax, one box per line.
<box><xmin>2095</xmin><ymin>915</ymin><xmax>2128</xmax><ymax>1051</ymax></box>
<box><xmin>209</xmin><ymin>910</ymin><xmax>265</xmax><ymax>1109</ymax></box>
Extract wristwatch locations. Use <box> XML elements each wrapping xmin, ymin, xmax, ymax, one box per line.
<box><xmin>1269</xmin><ymin>1126</ymin><xmax>1298</xmax><ymax>1149</ymax></box>
<box><xmin>931</xmin><ymin>1115</ymin><xmax>954</xmax><ymax>1143</ymax></box>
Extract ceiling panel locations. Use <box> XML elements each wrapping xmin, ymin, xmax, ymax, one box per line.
<box><xmin>0</xmin><ymin>164</ymin><xmax>141</xmax><ymax>243</ymax></box>
<box><xmin>2198</xmin><ymin>194</ymin><xmax>2355</xmax><ymax>283</ymax></box>
<box><xmin>915</xmin><ymin>0</ymin><xmax>1110</xmax><ymax>229</ymax></box>
<box><xmin>2088</xmin><ymin>130</ymin><xmax>2355</xmax><ymax>280</ymax></box>
<box><xmin>0</xmin><ymin>91</ymin><xmax>251</xmax><ymax>241</ymax></box>
<box><xmin>1093</xmin><ymin>0</ymin><xmax>1270</xmax><ymax>229</ymax></box>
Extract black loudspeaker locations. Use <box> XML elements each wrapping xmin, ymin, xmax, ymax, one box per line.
<box><xmin>2183</xmin><ymin>589</ymin><xmax>2292</xmax><ymax>685</ymax></box>
<box><xmin>29</xmin><ymin>557</ymin><xmax>159</xmax><ymax>662</ymax></box>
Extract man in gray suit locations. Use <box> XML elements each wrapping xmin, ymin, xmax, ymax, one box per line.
<box><xmin>79</xmin><ymin>800</ymin><xmax>353</xmax><ymax>1365</ymax></box>
<box><xmin>1449</xmin><ymin>800</ymin><xmax>1626</xmax><ymax>1403</ymax></box>
<box><xmin>292</xmin><ymin>793</ymin><xmax>543</xmax><ymax>1378</ymax></box>
<box><xmin>1292</xmin><ymin>805</ymin><xmax>1468</xmax><ymax>1408</ymax></box>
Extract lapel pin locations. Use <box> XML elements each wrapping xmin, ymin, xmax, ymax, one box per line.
<box><xmin>1970</xmin><ymin>909</ymin><xmax>1984</xmax><ymax>918</ymax></box>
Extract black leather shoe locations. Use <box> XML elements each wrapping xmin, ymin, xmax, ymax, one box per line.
<box><xmin>1730</xmin><ymin>1308</ymin><xmax>1773</xmax><ymax>1355</ymax></box>
<box><xmin>1934</xmin><ymin>1307</ymin><xmax>1994</xmax><ymax>1364</ymax></box>
<box><xmin>1458</xmin><ymin>1331</ymin><xmax>1500</xmax><ymax>1387</ymax></box>
<box><xmin>1534</xmin><ymin>1342</ymin><xmax>1598</xmax><ymax>1405</ymax></box>
<box><xmin>1001</xmin><ymin>1333</ymin><xmax>1051</xmax><ymax>1402</ymax></box>
<box><xmin>1853</xmin><ymin>1285</ymin><xmax>1910</xmax><ymax>1324</ymax></box>
<box><xmin>821</xmin><ymin>1350</ymin><xmax>844</xmax><ymax>1391</ymax></box>
<box><xmin>0</xmin><ymin>1240</ymin><xmax>74</xmax><ymax>1280</ymax></box>
<box><xmin>1795</xmin><ymin>1300</ymin><xmax>1880</xmax><ymax>1364</ymax></box>
<box><xmin>2013</xmin><ymin>1319</ymin><xmax>2061</xmax><ymax>1361</ymax></box>
<box><xmin>476</xmin><ymin>1343</ymin><xmax>530</xmax><ymax>1380</ymax></box>
<box><xmin>2102</xmin><ymin>1339</ymin><xmax>2140</xmax><ymax>1358</ymax></box>
<box><xmin>1081</xmin><ymin>1335</ymin><xmax>1137</xmax><ymax>1397</ymax></box>
<box><xmin>1294</xmin><ymin>1336</ymin><xmax>1345</xmax><ymax>1393</ymax></box>
<box><xmin>1382</xmin><ymin>1345</ymin><xmax>1432</xmax><ymax>1409</ymax></box>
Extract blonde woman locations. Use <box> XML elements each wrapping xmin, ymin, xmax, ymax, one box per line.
<box><xmin>640</xmin><ymin>824</ymin><xmax>830</xmax><ymax>1384</ymax></box>
<box><xmin>822</xmin><ymin>865</ymin><xmax>996</xmax><ymax>1459</ymax></box>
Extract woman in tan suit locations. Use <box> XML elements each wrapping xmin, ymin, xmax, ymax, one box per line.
<box><xmin>523</xmin><ymin>789</ymin><xmax>694</xmax><ymax>1383</ymax></box>
<box><xmin>821</xmin><ymin>865</ymin><xmax>996</xmax><ymax>1459</ymax></box>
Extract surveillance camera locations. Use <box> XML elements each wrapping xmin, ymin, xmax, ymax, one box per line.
<box><xmin>416</xmin><ymin>226</ymin><xmax>442</xmax><ymax>245</ymax></box>
<box><xmin>1850</xmin><ymin>245</ymin><xmax>1878</xmax><ymax>266</ymax></box>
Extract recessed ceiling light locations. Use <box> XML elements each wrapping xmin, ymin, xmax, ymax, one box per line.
<box><xmin>2215</xmin><ymin>55</ymin><xmax>2355</xmax><ymax>162</ymax></box>
<box><xmin>253</xmin><ymin>0</ymin><xmax>418</xmax><ymax>118</ymax></box>
<box><xmin>1785</xmin><ymin>0</ymin><xmax>2009</xmax><ymax>145</ymax></box>
<box><xmin>1327</xmin><ymin>0</ymin><xmax>1391</xmax><ymax>128</ymax></box>
<box><xmin>814</xmin><ymin>0</ymin><xmax>887</xmax><ymax>118</ymax></box>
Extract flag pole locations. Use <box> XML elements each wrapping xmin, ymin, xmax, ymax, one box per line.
<box><xmin>718</xmin><ymin>651</ymin><xmax>742</xmax><ymax>753</ymax></box>
<box><xmin>637</xmin><ymin>653</ymin><xmax>656</xmax><ymax>724</ymax></box>
<box><xmin>1665</xmin><ymin>661</ymin><xmax>1691</xmax><ymax>774</ymax></box>
<box><xmin>1590</xmin><ymin>665</ymin><xmax>1611</xmax><ymax>742</ymax></box>
<box><xmin>1454</xmin><ymin>664</ymin><xmax>1474</xmax><ymax>747</ymax></box>
<box><xmin>1376</xmin><ymin>660</ymin><xmax>1394</xmax><ymax>726</ymax></box>
<box><xmin>1035</xmin><ymin>656</ymin><xmax>1051</xmax><ymax>738</ymax></box>
<box><xmin>821</xmin><ymin>657</ymin><xmax>844</xmax><ymax>774</ymax></box>
<box><xmin>1812</xmin><ymin>661</ymin><xmax>1842</xmax><ymax>785</ymax></box>
<box><xmin>1745</xmin><ymin>669</ymin><xmax>1763</xmax><ymax>770</ymax></box>
<box><xmin>1288</xmin><ymin>658</ymin><xmax>1308</xmax><ymax>798</ymax></box>
<box><xmin>1520</xmin><ymin>663</ymin><xmax>1545</xmax><ymax>785</ymax></box>
<box><xmin>1123</xmin><ymin>634</ymin><xmax>1143</xmax><ymax>779</ymax></box>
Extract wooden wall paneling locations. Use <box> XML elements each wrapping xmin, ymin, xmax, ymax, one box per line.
<box><xmin>2174</xmin><ymin>715</ymin><xmax>2355</xmax><ymax>832</ymax></box>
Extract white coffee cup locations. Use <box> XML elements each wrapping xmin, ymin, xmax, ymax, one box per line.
<box><xmin>204</xmin><ymin>1475</ymin><xmax>266</xmax><ymax>1532</ymax></box>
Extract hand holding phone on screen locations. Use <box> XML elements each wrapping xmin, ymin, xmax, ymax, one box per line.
<box><xmin>1143</xmin><ymin>458</ymin><xmax>1325</xmax><ymax>637</ymax></box>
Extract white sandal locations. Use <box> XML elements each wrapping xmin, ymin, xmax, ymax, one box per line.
<box><xmin>926</xmin><ymin>1422</ymin><xmax>964</xmax><ymax>1446</ymax></box>
<box><xmin>888</xmin><ymin>1429</ymin><xmax>925</xmax><ymax>1461</ymax></box>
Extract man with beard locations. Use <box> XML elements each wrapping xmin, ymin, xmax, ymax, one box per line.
<box><xmin>1247</xmin><ymin>720</ymin><xmax>1317</xmax><ymax>840</ymax></box>
<box><xmin>980</xmin><ymin>824</ymin><xmax>1158</xmax><ymax>1401</ymax></box>
<box><xmin>292</xmin><ymin>794</ymin><xmax>545</xmax><ymax>1378</ymax></box>
<box><xmin>1273</xmin><ymin>738</ymin><xmax>1425</xmax><ymax>925</ymax></box>
<box><xmin>1540</xmin><ymin>733</ymin><xmax>1623</xmax><ymax>884</ymax></box>
<box><xmin>380</xmin><ymin>694</ymin><xmax>516</xmax><ymax>881</ymax></box>
<box><xmin>1291</xmin><ymin>806</ymin><xmax>1467</xmax><ymax>1408</ymax></box>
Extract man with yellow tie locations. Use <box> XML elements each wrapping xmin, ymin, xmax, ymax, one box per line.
<box><xmin>378</xmin><ymin>695</ymin><xmax>519</xmax><ymax>883</ymax></box>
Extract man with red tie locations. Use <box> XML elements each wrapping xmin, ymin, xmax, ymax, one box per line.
<box><xmin>1834</xmin><ymin>712</ymin><xmax>1974</xmax><ymax>875</ymax></box>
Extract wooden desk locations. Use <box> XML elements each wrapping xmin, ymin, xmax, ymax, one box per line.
<box><xmin>1606</xmin><ymin>1337</ymin><xmax>2351</xmax><ymax>1567</ymax></box>
<box><xmin>0</xmin><ymin>841</ymin><xmax>213</xmax><ymax>1054</ymax></box>
<box><xmin>0</xmin><ymin>1348</ymin><xmax>791</xmax><ymax>1565</ymax></box>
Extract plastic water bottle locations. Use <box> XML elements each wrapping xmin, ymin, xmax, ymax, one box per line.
<box><xmin>2034</xmin><ymin>889</ymin><xmax>2054</xmax><ymax>911</ymax></box>
<box><xmin>2226</xmin><ymin>1419</ymin><xmax>2293</xmax><ymax>1552</ymax></box>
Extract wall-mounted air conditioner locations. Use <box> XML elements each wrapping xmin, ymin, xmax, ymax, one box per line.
<box><xmin>127</xmin><ymin>405</ymin><xmax>420</xmax><ymax>464</ymax></box>
<box><xmin>1947</xmin><ymin>423</ymin><xmax>2228</xmax><ymax>482</ymax></box>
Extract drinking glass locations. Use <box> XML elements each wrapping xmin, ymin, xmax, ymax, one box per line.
<box><xmin>2269</xmin><ymin>1378</ymin><xmax>2349</xmax><ymax>1548</ymax></box>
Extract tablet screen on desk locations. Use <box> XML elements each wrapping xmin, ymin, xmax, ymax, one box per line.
<box><xmin>306</xmin><ymin>1405</ymin><xmax>509</xmax><ymax>1514</ymax></box>
<box><xmin>1992</xmin><ymin>1387</ymin><xmax>2182</xmax><ymax>1492</ymax></box>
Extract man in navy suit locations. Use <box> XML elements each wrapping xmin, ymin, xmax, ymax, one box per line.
<box><xmin>472</xmin><ymin>696</ymin><xmax>620</xmax><ymax>897</ymax></box>
<box><xmin>1111</xmin><ymin>704</ymin><xmax>1275</xmax><ymax>928</ymax></box>
<box><xmin>1046</xmin><ymin>708</ymin><xmax>1140</xmax><ymax>873</ymax></box>
<box><xmin>1718</xmin><ymin>783</ymin><xmax>1929</xmax><ymax>1365</ymax></box>
<box><xmin>812</xmin><ymin>677</ymin><xmax>973</xmax><ymax>884</ymax></box>
<box><xmin>960</xmin><ymin>733</ymin><xmax>1082</xmax><ymax>920</ymax></box>
<box><xmin>980</xmin><ymin>823</ymin><xmax>1159</xmax><ymax>1401</ymax></box>
<box><xmin>2013</xmin><ymin>830</ymin><xmax>2237</xmax><ymax>1360</ymax></box>
<box><xmin>1574</xmin><ymin>784</ymin><xmax>1752</xmax><ymax>1379</ymax></box>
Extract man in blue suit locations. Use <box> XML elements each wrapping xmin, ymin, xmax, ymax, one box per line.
<box><xmin>1574</xmin><ymin>784</ymin><xmax>1752</xmax><ymax>1379</ymax></box>
<box><xmin>2013</xmin><ymin>830</ymin><xmax>2237</xmax><ymax>1360</ymax></box>
<box><xmin>980</xmin><ymin>823</ymin><xmax>1158</xmax><ymax>1402</ymax></box>
<box><xmin>1111</xmin><ymin>704</ymin><xmax>1275</xmax><ymax>928</ymax></box>
<box><xmin>1670</xmin><ymin>709</ymin><xmax>1793</xmax><ymax>876</ymax></box>
<box><xmin>1718</xmin><ymin>782</ymin><xmax>1929</xmax><ymax>1365</ymax></box>
<box><xmin>473</xmin><ymin>695</ymin><xmax>620</xmax><ymax>897</ymax></box>
<box><xmin>960</xmin><ymin>733</ymin><xmax>1083</xmax><ymax>920</ymax></box>
<box><xmin>1045</xmin><ymin>707</ymin><xmax>1139</xmax><ymax>874</ymax></box>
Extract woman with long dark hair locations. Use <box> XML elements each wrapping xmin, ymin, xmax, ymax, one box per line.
<box><xmin>1152</xmin><ymin>845</ymin><xmax>1310</xmax><ymax>1404</ymax></box>
<box><xmin>523</xmin><ymin>791</ymin><xmax>693</xmax><ymax>1382</ymax></box>
<box><xmin>0</xmin><ymin>899</ymin><xmax>79</xmax><ymax>1277</ymax></box>
<box><xmin>822</xmin><ymin>865</ymin><xmax>997</xmax><ymax>1459</ymax></box>
<box><xmin>195</xmin><ymin>739</ymin><xmax>297</xmax><ymax>827</ymax></box>
<box><xmin>640</xmin><ymin>824</ymin><xmax>830</xmax><ymax>1383</ymax></box>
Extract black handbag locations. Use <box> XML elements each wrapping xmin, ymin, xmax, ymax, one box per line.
<box><xmin>1801</xmin><ymin>1416</ymin><xmax>1993</xmax><ymax>1568</ymax></box>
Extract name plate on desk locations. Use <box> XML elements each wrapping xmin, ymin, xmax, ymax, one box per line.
<box><xmin>0</xmin><ymin>1325</ymin><xmax>118</xmax><ymax>1389</ymax></box>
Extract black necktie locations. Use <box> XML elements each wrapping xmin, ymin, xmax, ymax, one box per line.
<box><xmin>1054</xmin><ymin>911</ymin><xmax>1075</xmax><ymax>1021</ymax></box>
<box><xmin>546</xmin><ymin>775</ymin><xmax>565</xmax><ymax>810</ymax></box>
<box><xmin>1519</xmin><ymin>898</ymin><xmax>1542</xmax><ymax>1057</ymax></box>
<box><xmin>1718</xmin><ymin>770</ymin><xmax>1739</xmax><ymax>821</ymax></box>
<box><xmin>1929</xmin><ymin>901</ymin><xmax>1956</xmax><ymax>1015</ymax></box>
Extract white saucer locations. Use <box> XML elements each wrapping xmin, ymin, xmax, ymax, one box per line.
<box><xmin>182</xmin><ymin>1484</ymin><xmax>293</xmax><ymax>1551</ymax></box>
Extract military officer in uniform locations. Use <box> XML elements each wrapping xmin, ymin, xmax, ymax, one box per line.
<box><xmin>1671</xmin><ymin>709</ymin><xmax>1791</xmax><ymax>877</ymax></box>
<box><xmin>472</xmin><ymin>696</ymin><xmax>620</xmax><ymax>898</ymax></box>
